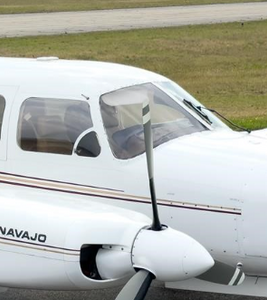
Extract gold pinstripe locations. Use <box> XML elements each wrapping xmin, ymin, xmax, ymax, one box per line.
<box><xmin>0</xmin><ymin>173</ymin><xmax>241</xmax><ymax>215</ymax></box>
<box><xmin>0</xmin><ymin>238</ymin><xmax>79</xmax><ymax>256</ymax></box>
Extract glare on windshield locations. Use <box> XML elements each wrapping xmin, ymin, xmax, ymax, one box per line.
<box><xmin>100</xmin><ymin>83</ymin><xmax>208</xmax><ymax>159</ymax></box>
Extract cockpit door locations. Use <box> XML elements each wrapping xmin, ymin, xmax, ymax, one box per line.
<box><xmin>0</xmin><ymin>86</ymin><xmax>19</xmax><ymax>160</ymax></box>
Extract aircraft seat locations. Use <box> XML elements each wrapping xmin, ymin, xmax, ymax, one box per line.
<box><xmin>20</xmin><ymin>118</ymin><xmax>38</xmax><ymax>151</ymax></box>
<box><xmin>36</xmin><ymin>115</ymin><xmax>73</xmax><ymax>155</ymax></box>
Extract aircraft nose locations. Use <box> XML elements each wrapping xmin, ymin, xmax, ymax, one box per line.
<box><xmin>183</xmin><ymin>240</ymin><xmax>214</xmax><ymax>277</ymax></box>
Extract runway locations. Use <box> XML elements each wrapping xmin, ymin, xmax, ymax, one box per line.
<box><xmin>0</xmin><ymin>2</ymin><xmax>267</xmax><ymax>38</ymax></box>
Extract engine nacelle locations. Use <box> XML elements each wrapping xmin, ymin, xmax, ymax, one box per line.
<box><xmin>94</xmin><ymin>226</ymin><xmax>214</xmax><ymax>283</ymax></box>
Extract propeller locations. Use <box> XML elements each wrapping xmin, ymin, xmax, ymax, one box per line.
<box><xmin>114</xmin><ymin>99</ymin><xmax>213</xmax><ymax>300</ymax></box>
<box><xmin>115</xmin><ymin>270</ymin><xmax>154</xmax><ymax>300</ymax></box>
<box><xmin>114</xmin><ymin>99</ymin><xmax>161</xmax><ymax>300</ymax></box>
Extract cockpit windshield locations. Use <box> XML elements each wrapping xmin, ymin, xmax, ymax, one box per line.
<box><xmin>100</xmin><ymin>83</ymin><xmax>208</xmax><ymax>159</ymax></box>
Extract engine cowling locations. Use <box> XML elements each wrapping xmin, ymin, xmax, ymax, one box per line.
<box><xmin>95</xmin><ymin>226</ymin><xmax>214</xmax><ymax>282</ymax></box>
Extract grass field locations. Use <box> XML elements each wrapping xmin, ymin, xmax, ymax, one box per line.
<box><xmin>0</xmin><ymin>0</ymin><xmax>265</xmax><ymax>14</ymax></box>
<box><xmin>0</xmin><ymin>21</ymin><xmax>266</xmax><ymax>130</ymax></box>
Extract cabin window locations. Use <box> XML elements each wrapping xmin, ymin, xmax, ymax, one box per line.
<box><xmin>100</xmin><ymin>83</ymin><xmax>207</xmax><ymax>159</ymax></box>
<box><xmin>75</xmin><ymin>131</ymin><xmax>101</xmax><ymax>158</ymax></box>
<box><xmin>0</xmin><ymin>96</ymin><xmax>5</xmax><ymax>139</ymax></box>
<box><xmin>18</xmin><ymin>98</ymin><xmax>93</xmax><ymax>155</ymax></box>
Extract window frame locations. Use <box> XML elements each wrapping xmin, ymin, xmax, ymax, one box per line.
<box><xmin>17</xmin><ymin>97</ymin><xmax>94</xmax><ymax>156</ymax></box>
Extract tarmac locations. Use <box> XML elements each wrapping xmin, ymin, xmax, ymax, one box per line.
<box><xmin>0</xmin><ymin>285</ymin><xmax>260</xmax><ymax>300</ymax></box>
<box><xmin>0</xmin><ymin>2</ymin><xmax>267</xmax><ymax>38</ymax></box>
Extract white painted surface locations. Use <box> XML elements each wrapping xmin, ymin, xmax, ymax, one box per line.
<box><xmin>0</xmin><ymin>2</ymin><xmax>267</xmax><ymax>37</ymax></box>
<box><xmin>0</xmin><ymin>57</ymin><xmax>267</xmax><ymax>296</ymax></box>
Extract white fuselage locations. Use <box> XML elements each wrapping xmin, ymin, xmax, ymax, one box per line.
<box><xmin>0</xmin><ymin>57</ymin><xmax>267</xmax><ymax>296</ymax></box>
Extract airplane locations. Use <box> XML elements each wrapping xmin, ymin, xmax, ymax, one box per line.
<box><xmin>0</xmin><ymin>56</ymin><xmax>266</xmax><ymax>299</ymax></box>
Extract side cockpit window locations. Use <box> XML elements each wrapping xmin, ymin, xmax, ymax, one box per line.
<box><xmin>18</xmin><ymin>98</ymin><xmax>94</xmax><ymax>155</ymax></box>
<box><xmin>0</xmin><ymin>96</ymin><xmax>6</xmax><ymax>139</ymax></box>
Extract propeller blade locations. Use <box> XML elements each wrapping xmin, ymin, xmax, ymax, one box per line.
<box><xmin>115</xmin><ymin>270</ymin><xmax>154</xmax><ymax>300</ymax></box>
<box><xmin>142</xmin><ymin>99</ymin><xmax>161</xmax><ymax>231</ymax></box>
<box><xmin>197</xmin><ymin>260</ymin><xmax>245</xmax><ymax>286</ymax></box>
